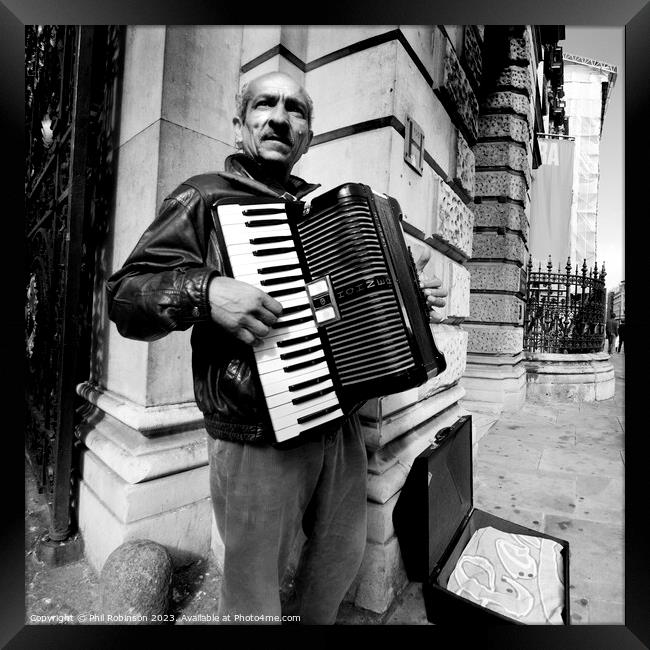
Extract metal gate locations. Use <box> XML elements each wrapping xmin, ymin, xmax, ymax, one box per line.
<box><xmin>25</xmin><ymin>25</ymin><xmax>123</xmax><ymax>544</ymax></box>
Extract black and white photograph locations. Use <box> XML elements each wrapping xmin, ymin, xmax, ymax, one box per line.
<box><xmin>5</xmin><ymin>3</ymin><xmax>647</xmax><ymax>644</ymax></box>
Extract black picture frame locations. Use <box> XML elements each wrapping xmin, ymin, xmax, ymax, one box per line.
<box><xmin>5</xmin><ymin>0</ymin><xmax>646</xmax><ymax>645</ymax></box>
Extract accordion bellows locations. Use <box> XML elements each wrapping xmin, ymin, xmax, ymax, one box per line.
<box><xmin>446</xmin><ymin>526</ymin><xmax>565</xmax><ymax>625</ymax></box>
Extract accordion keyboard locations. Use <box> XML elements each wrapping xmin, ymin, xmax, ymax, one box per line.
<box><xmin>217</xmin><ymin>202</ymin><xmax>344</xmax><ymax>442</ymax></box>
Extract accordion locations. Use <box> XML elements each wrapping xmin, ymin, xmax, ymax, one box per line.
<box><xmin>213</xmin><ymin>183</ymin><xmax>446</xmax><ymax>444</ymax></box>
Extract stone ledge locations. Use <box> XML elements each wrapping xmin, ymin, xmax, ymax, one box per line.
<box><xmin>366</xmin><ymin>402</ymin><xmax>466</xmax><ymax>504</ymax></box>
<box><xmin>363</xmin><ymin>384</ymin><xmax>466</xmax><ymax>454</ymax></box>
<box><xmin>460</xmin><ymin>358</ymin><xmax>527</xmax><ymax>412</ymax></box>
<box><xmin>524</xmin><ymin>352</ymin><xmax>616</xmax><ymax>402</ymax></box>
<box><xmin>526</xmin><ymin>352</ymin><xmax>610</xmax><ymax>363</ymax></box>
<box><xmin>77</xmin><ymin>382</ymin><xmax>204</xmax><ymax>436</ymax></box>
<box><xmin>76</xmin><ymin>406</ymin><xmax>208</xmax><ymax>484</ymax></box>
<box><xmin>80</xmin><ymin>449</ymin><xmax>210</xmax><ymax>523</ymax></box>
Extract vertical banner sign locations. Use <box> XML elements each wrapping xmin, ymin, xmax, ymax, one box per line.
<box><xmin>529</xmin><ymin>137</ymin><xmax>575</xmax><ymax>266</ymax></box>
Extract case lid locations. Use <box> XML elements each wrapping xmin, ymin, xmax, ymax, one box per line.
<box><xmin>393</xmin><ymin>415</ymin><xmax>473</xmax><ymax>580</ymax></box>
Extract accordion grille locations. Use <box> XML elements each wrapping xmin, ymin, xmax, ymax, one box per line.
<box><xmin>297</xmin><ymin>197</ymin><xmax>415</xmax><ymax>386</ymax></box>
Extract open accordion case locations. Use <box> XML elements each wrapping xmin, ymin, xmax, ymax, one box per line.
<box><xmin>394</xmin><ymin>415</ymin><xmax>571</xmax><ymax>625</ymax></box>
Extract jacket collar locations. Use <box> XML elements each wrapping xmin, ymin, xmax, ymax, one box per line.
<box><xmin>220</xmin><ymin>153</ymin><xmax>320</xmax><ymax>200</ymax></box>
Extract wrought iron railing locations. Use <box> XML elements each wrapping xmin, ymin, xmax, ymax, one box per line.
<box><xmin>523</xmin><ymin>256</ymin><xmax>607</xmax><ymax>354</ymax></box>
<box><xmin>25</xmin><ymin>25</ymin><xmax>124</xmax><ymax>543</ymax></box>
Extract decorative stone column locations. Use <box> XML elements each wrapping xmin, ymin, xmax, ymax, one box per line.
<box><xmin>75</xmin><ymin>26</ymin><xmax>244</xmax><ymax>573</ymax></box>
<box><xmin>461</xmin><ymin>26</ymin><xmax>539</xmax><ymax>421</ymax></box>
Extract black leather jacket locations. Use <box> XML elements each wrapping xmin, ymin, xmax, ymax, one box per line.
<box><xmin>106</xmin><ymin>154</ymin><xmax>320</xmax><ymax>444</ymax></box>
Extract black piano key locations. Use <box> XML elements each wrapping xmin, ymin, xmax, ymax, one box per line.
<box><xmin>260</xmin><ymin>274</ymin><xmax>304</xmax><ymax>286</ymax></box>
<box><xmin>283</xmin><ymin>355</ymin><xmax>326</xmax><ymax>373</ymax></box>
<box><xmin>252</xmin><ymin>247</ymin><xmax>296</xmax><ymax>257</ymax></box>
<box><xmin>292</xmin><ymin>385</ymin><xmax>335</xmax><ymax>405</ymax></box>
<box><xmin>277</xmin><ymin>332</ymin><xmax>319</xmax><ymax>348</ymax></box>
<box><xmin>280</xmin><ymin>344</ymin><xmax>322</xmax><ymax>360</ymax></box>
<box><xmin>249</xmin><ymin>235</ymin><xmax>294</xmax><ymax>245</ymax></box>
<box><xmin>257</xmin><ymin>263</ymin><xmax>301</xmax><ymax>274</ymax></box>
<box><xmin>245</xmin><ymin>219</ymin><xmax>288</xmax><ymax>227</ymax></box>
<box><xmin>297</xmin><ymin>403</ymin><xmax>340</xmax><ymax>425</ymax></box>
<box><xmin>280</xmin><ymin>303</ymin><xmax>310</xmax><ymax>316</ymax></box>
<box><xmin>268</xmin><ymin>286</ymin><xmax>305</xmax><ymax>298</ymax></box>
<box><xmin>288</xmin><ymin>373</ymin><xmax>330</xmax><ymax>391</ymax></box>
<box><xmin>242</xmin><ymin>207</ymin><xmax>286</xmax><ymax>216</ymax></box>
<box><xmin>271</xmin><ymin>315</ymin><xmax>314</xmax><ymax>329</ymax></box>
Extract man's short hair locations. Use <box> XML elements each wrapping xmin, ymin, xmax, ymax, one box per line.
<box><xmin>235</xmin><ymin>78</ymin><xmax>314</xmax><ymax>129</ymax></box>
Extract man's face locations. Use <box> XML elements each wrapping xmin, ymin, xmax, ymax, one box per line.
<box><xmin>233</xmin><ymin>73</ymin><xmax>313</xmax><ymax>178</ymax></box>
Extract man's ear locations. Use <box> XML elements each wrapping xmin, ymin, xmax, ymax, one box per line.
<box><xmin>233</xmin><ymin>116</ymin><xmax>243</xmax><ymax>149</ymax></box>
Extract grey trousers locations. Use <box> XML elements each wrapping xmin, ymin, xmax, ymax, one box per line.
<box><xmin>208</xmin><ymin>414</ymin><xmax>368</xmax><ymax>625</ymax></box>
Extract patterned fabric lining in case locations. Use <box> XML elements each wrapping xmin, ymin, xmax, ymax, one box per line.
<box><xmin>446</xmin><ymin>526</ymin><xmax>564</xmax><ymax>624</ymax></box>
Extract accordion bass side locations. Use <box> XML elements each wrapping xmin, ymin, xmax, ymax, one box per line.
<box><xmin>213</xmin><ymin>182</ymin><xmax>446</xmax><ymax>444</ymax></box>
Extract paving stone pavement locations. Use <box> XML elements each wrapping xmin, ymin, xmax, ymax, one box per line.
<box><xmin>365</xmin><ymin>351</ymin><xmax>625</xmax><ymax>626</ymax></box>
<box><xmin>23</xmin><ymin>354</ymin><xmax>625</xmax><ymax>628</ymax></box>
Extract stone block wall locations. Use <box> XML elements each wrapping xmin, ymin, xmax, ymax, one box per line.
<box><xmin>461</xmin><ymin>26</ymin><xmax>541</xmax><ymax>414</ymax></box>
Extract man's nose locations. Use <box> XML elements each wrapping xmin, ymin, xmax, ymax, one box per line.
<box><xmin>268</xmin><ymin>101</ymin><xmax>290</xmax><ymax>127</ymax></box>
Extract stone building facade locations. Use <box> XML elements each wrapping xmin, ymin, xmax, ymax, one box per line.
<box><xmin>75</xmin><ymin>25</ymin><xmax>561</xmax><ymax>616</ymax></box>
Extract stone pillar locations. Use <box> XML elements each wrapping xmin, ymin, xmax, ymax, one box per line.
<box><xmin>76</xmin><ymin>26</ymin><xmax>243</xmax><ymax>573</ymax></box>
<box><xmin>239</xmin><ymin>25</ymin><xmax>479</xmax><ymax>614</ymax></box>
<box><xmin>461</xmin><ymin>26</ymin><xmax>539</xmax><ymax>421</ymax></box>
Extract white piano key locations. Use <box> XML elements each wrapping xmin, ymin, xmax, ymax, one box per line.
<box><xmin>275</xmin><ymin>334</ymin><xmax>322</xmax><ymax>355</ymax></box>
<box><xmin>255</xmin><ymin>321</ymin><xmax>317</xmax><ymax>351</ymax></box>
<box><xmin>229</xmin><ymin>252</ymin><xmax>300</xmax><ymax>275</ymax></box>
<box><xmin>270</xmin><ymin>395</ymin><xmax>340</xmax><ymax>431</ymax></box>
<box><xmin>274</xmin><ymin>304</ymin><xmax>312</xmax><ymax>321</ymax></box>
<box><xmin>254</xmin><ymin>331</ymin><xmax>320</xmax><ymax>362</ymax></box>
<box><xmin>258</xmin><ymin>280</ymin><xmax>308</xmax><ymax>295</ymax></box>
<box><xmin>259</xmin><ymin>361</ymin><xmax>330</xmax><ymax>396</ymax></box>
<box><xmin>221</xmin><ymin>223</ymin><xmax>292</xmax><ymax>244</ymax></box>
<box><xmin>266</xmin><ymin>378</ymin><xmax>334</xmax><ymax>409</ymax></box>
<box><xmin>216</xmin><ymin>204</ymin><xmax>287</xmax><ymax>225</ymax></box>
<box><xmin>238</xmin><ymin>268</ymin><xmax>305</xmax><ymax>286</ymax></box>
<box><xmin>257</xmin><ymin>348</ymin><xmax>326</xmax><ymax>375</ymax></box>
<box><xmin>226</xmin><ymin>240</ymin><xmax>295</xmax><ymax>260</ymax></box>
<box><xmin>274</xmin><ymin>407</ymin><xmax>344</xmax><ymax>442</ymax></box>
<box><xmin>275</xmin><ymin>294</ymin><xmax>310</xmax><ymax>309</ymax></box>
<box><xmin>268</xmin><ymin>316</ymin><xmax>319</xmax><ymax>339</ymax></box>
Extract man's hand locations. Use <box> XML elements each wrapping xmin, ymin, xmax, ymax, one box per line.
<box><xmin>420</xmin><ymin>275</ymin><xmax>448</xmax><ymax>324</ymax></box>
<box><xmin>208</xmin><ymin>276</ymin><xmax>283</xmax><ymax>346</ymax></box>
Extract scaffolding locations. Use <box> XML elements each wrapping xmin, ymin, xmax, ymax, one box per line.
<box><xmin>562</xmin><ymin>54</ymin><xmax>617</xmax><ymax>270</ymax></box>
